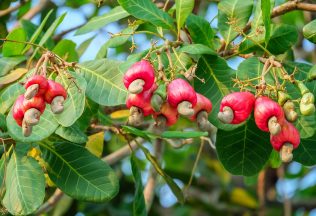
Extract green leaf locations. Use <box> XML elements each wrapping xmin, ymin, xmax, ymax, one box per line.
<box><xmin>52</xmin><ymin>39</ymin><xmax>79</xmax><ymax>62</ymax></box>
<box><xmin>22</xmin><ymin>10</ymin><xmax>53</xmax><ymax>54</ymax></box>
<box><xmin>40</xmin><ymin>141</ymin><xmax>119</xmax><ymax>202</ymax></box>
<box><xmin>0</xmin><ymin>82</ymin><xmax>24</xmax><ymax>114</ymax></box>
<box><xmin>179</xmin><ymin>44</ymin><xmax>216</xmax><ymax>55</ymax></box>
<box><xmin>194</xmin><ymin>55</ymin><xmax>241</xmax><ymax>131</ymax></box>
<box><xmin>77</xmin><ymin>36</ymin><xmax>95</xmax><ymax>56</ymax></box>
<box><xmin>76</xmin><ymin>6</ymin><xmax>129</xmax><ymax>35</ymax></box>
<box><xmin>216</xmin><ymin>118</ymin><xmax>272</xmax><ymax>176</ymax></box>
<box><xmin>122</xmin><ymin>125</ymin><xmax>153</xmax><ymax>140</ymax></box>
<box><xmin>186</xmin><ymin>14</ymin><xmax>214</xmax><ymax>48</ymax></box>
<box><xmin>251</xmin><ymin>0</ymin><xmax>275</xmax><ymax>32</ymax></box>
<box><xmin>54</xmin><ymin>72</ymin><xmax>87</xmax><ymax>127</ymax></box>
<box><xmin>2</xmin><ymin>149</ymin><xmax>45</xmax><ymax>215</ymax></box>
<box><xmin>96</xmin><ymin>25</ymin><xmax>138</xmax><ymax>59</ymax></box>
<box><xmin>261</xmin><ymin>0</ymin><xmax>271</xmax><ymax>44</ymax></box>
<box><xmin>0</xmin><ymin>56</ymin><xmax>26</xmax><ymax>77</ymax></box>
<box><xmin>293</xmin><ymin>134</ymin><xmax>316</xmax><ymax>166</ymax></box>
<box><xmin>0</xmin><ymin>113</ymin><xmax>7</xmax><ymax>131</ymax></box>
<box><xmin>239</xmin><ymin>24</ymin><xmax>298</xmax><ymax>55</ymax></box>
<box><xmin>79</xmin><ymin>59</ymin><xmax>128</xmax><ymax>106</ymax></box>
<box><xmin>0</xmin><ymin>157</ymin><xmax>6</xmax><ymax>190</ymax></box>
<box><xmin>266</xmin><ymin>24</ymin><xmax>298</xmax><ymax>55</ymax></box>
<box><xmin>29</xmin><ymin>12</ymin><xmax>66</xmax><ymax>60</ymax></box>
<box><xmin>303</xmin><ymin>19</ymin><xmax>316</xmax><ymax>43</ymax></box>
<box><xmin>3</xmin><ymin>28</ymin><xmax>26</xmax><ymax>57</ymax></box>
<box><xmin>131</xmin><ymin>153</ymin><xmax>147</xmax><ymax>216</ymax></box>
<box><xmin>218</xmin><ymin>0</ymin><xmax>253</xmax><ymax>45</ymax></box>
<box><xmin>86</xmin><ymin>132</ymin><xmax>104</xmax><ymax>158</ymax></box>
<box><xmin>7</xmin><ymin>105</ymin><xmax>59</xmax><ymax>143</ymax></box>
<box><xmin>294</xmin><ymin>113</ymin><xmax>316</xmax><ymax>139</ymax></box>
<box><xmin>118</xmin><ymin>0</ymin><xmax>174</xmax><ymax>30</ymax></box>
<box><xmin>176</xmin><ymin>0</ymin><xmax>194</xmax><ymax>31</ymax></box>
<box><xmin>55</xmin><ymin>124</ymin><xmax>88</xmax><ymax>144</ymax></box>
<box><xmin>161</xmin><ymin>131</ymin><xmax>208</xmax><ymax>139</ymax></box>
<box><xmin>75</xmin><ymin>99</ymin><xmax>99</xmax><ymax>131</ymax></box>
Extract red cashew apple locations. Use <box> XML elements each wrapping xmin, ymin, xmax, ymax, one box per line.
<box><xmin>126</xmin><ymin>84</ymin><xmax>157</xmax><ymax>126</ymax></box>
<box><xmin>167</xmin><ymin>78</ymin><xmax>197</xmax><ymax>117</ymax></box>
<box><xmin>191</xmin><ymin>93</ymin><xmax>217</xmax><ymax>143</ymax></box>
<box><xmin>24</xmin><ymin>75</ymin><xmax>48</xmax><ymax>100</ymax></box>
<box><xmin>44</xmin><ymin>80</ymin><xmax>67</xmax><ymax>114</ymax></box>
<box><xmin>270</xmin><ymin>120</ymin><xmax>300</xmax><ymax>162</ymax></box>
<box><xmin>23</xmin><ymin>96</ymin><xmax>46</xmax><ymax>126</ymax></box>
<box><xmin>12</xmin><ymin>95</ymin><xmax>26</xmax><ymax>127</ymax></box>
<box><xmin>190</xmin><ymin>93</ymin><xmax>212</xmax><ymax>121</ymax></box>
<box><xmin>254</xmin><ymin>96</ymin><xmax>285</xmax><ymax>135</ymax></box>
<box><xmin>218</xmin><ymin>92</ymin><xmax>255</xmax><ymax>124</ymax></box>
<box><xmin>123</xmin><ymin>60</ymin><xmax>155</xmax><ymax>94</ymax></box>
<box><xmin>153</xmin><ymin>102</ymin><xmax>178</xmax><ymax>127</ymax></box>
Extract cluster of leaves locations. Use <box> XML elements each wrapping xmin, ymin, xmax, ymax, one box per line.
<box><xmin>0</xmin><ymin>0</ymin><xmax>316</xmax><ymax>215</ymax></box>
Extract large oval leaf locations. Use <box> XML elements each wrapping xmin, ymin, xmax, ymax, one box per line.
<box><xmin>293</xmin><ymin>134</ymin><xmax>316</xmax><ymax>166</ymax></box>
<box><xmin>7</xmin><ymin>105</ymin><xmax>59</xmax><ymax>143</ymax></box>
<box><xmin>218</xmin><ymin>0</ymin><xmax>253</xmax><ymax>45</ymax></box>
<box><xmin>176</xmin><ymin>0</ymin><xmax>194</xmax><ymax>31</ymax></box>
<box><xmin>55</xmin><ymin>124</ymin><xmax>87</xmax><ymax>144</ymax></box>
<box><xmin>216</xmin><ymin>118</ymin><xmax>272</xmax><ymax>176</ymax></box>
<box><xmin>54</xmin><ymin>72</ymin><xmax>87</xmax><ymax>127</ymax></box>
<box><xmin>118</xmin><ymin>0</ymin><xmax>174</xmax><ymax>29</ymax></box>
<box><xmin>40</xmin><ymin>141</ymin><xmax>119</xmax><ymax>202</ymax></box>
<box><xmin>2</xmin><ymin>149</ymin><xmax>45</xmax><ymax>215</ymax></box>
<box><xmin>3</xmin><ymin>28</ymin><xmax>26</xmax><ymax>57</ymax></box>
<box><xmin>303</xmin><ymin>19</ymin><xmax>316</xmax><ymax>43</ymax></box>
<box><xmin>194</xmin><ymin>55</ymin><xmax>242</xmax><ymax>131</ymax></box>
<box><xmin>0</xmin><ymin>82</ymin><xmax>24</xmax><ymax>114</ymax></box>
<box><xmin>79</xmin><ymin>59</ymin><xmax>128</xmax><ymax>106</ymax></box>
<box><xmin>76</xmin><ymin>6</ymin><xmax>129</xmax><ymax>35</ymax></box>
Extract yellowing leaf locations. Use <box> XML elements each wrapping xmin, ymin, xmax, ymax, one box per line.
<box><xmin>86</xmin><ymin>132</ymin><xmax>104</xmax><ymax>157</ymax></box>
<box><xmin>110</xmin><ymin>109</ymin><xmax>130</xmax><ymax>119</ymax></box>
<box><xmin>231</xmin><ymin>188</ymin><xmax>258</xmax><ymax>209</ymax></box>
<box><xmin>0</xmin><ymin>68</ymin><xmax>27</xmax><ymax>85</ymax></box>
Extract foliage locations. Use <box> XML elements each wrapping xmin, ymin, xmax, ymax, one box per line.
<box><xmin>0</xmin><ymin>0</ymin><xmax>316</xmax><ymax>215</ymax></box>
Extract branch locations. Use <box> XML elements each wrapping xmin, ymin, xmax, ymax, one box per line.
<box><xmin>223</xmin><ymin>0</ymin><xmax>316</xmax><ymax>57</ymax></box>
<box><xmin>143</xmin><ymin>138</ymin><xmax>163</xmax><ymax>212</ymax></box>
<box><xmin>0</xmin><ymin>0</ymin><xmax>30</xmax><ymax>17</ymax></box>
<box><xmin>13</xmin><ymin>0</ymin><xmax>50</xmax><ymax>28</ymax></box>
<box><xmin>53</xmin><ymin>23</ymin><xmax>85</xmax><ymax>41</ymax></box>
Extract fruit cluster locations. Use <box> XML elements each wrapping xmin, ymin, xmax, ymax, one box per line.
<box><xmin>12</xmin><ymin>75</ymin><xmax>67</xmax><ymax>137</ymax></box>
<box><xmin>123</xmin><ymin>60</ymin><xmax>215</xmax><ymax>136</ymax></box>
<box><xmin>218</xmin><ymin>92</ymin><xmax>300</xmax><ymax>162</ymax></box>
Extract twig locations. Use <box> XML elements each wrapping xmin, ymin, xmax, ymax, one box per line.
<box><xmin>35</xmin><ymin>189</ymin><xmax>64</xmax><ymax>215</ymax></box>
<box><xmin>143</xmin><ymin>138</ymin><xmax>163</xmax><ymax>212</ymax></box>
<box><xmin>13</xmin><ymin>0</ymin><xmax>49</xmax><ymax>28</ymax></box>
<box><xmin>53</xmin><ymin>24</ymin><xmax>85</xmax><ymax>41</ymax></box>
<box><xmin>0</xmin><ymin>0</ymin><xmax>29</xmax><ymax>17</ymax></box>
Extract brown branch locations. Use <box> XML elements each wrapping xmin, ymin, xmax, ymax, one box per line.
<box><xmin>143</xmin><ymin>138</ymin><xmax>163</xmax><ymax>212</ymax></box>
<box><xmin>13</xmin><ymin>0</ymin><xmax>50</xmax><ymax>28</ymax></box>
<box><xmin>53</xmin><ymin>23</ymin><xmax>85</xmax><ymax>41</ymax></box>
<box><xmin>35</xmin><ymin>189</ymin><xmax>64</xmax><ymax>215</ymax></box>
<box><xmin>224</xmin><ymin>0</ymin><xmax>316</xmax><ymax>57</ymax></box>
<box><xmin>0</xmin><ymin>0</ymin><xmax>30</xmax><ymax>17</ymax></box>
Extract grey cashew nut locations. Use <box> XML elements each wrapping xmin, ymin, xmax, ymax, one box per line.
<box><xmin>197</xmin><ymin>111</ymin><xmax>217</xmax><ymax>145</ymax></box>
<box><xmin>51</xmin><ymin>96</ymin><xmax>65</xmax><ymax>114</ymax></box>
<box><xmin>280</xmin><ymin>143</ymin><xmax>294</xmax><ymax>163</ymax></box>
<box><xmin>22</xmin><ymin>119</ymin><xmax>32</xmax><ymax>137</ymax></box>
<box><xmin>177</xmin><ymin>101</ymin><xmax>194</xmax><ymax>117</ymax></box>
<box><xmin>128</xmin><ymin>106</ymin><xmax>144</xmax><ymax>126</ymax></box>
<box><xmin>24</xmin><ymin>108</ymin><xmax>41</xmax><ymax>126</ymax></box>
<box><xmin>128</xmin><ymin>79</ymin><xmax>145</xmax><ymax>94</ymax></box>
<box><xmin>218</xmin><ymin>106</ymin><xmax>234</xmax><ymax>124</ymax></box>
<box><xmin>268</xmin><ymin>116</ymin><xmax>281</xmax><ymax>135</ymax></box>
<box><xmin>24</xmin><ymin>84</ymin><xmax>39</xmax><ymax>100</ymax></box>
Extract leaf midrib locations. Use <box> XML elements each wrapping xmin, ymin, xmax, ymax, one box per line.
<box><xmin>40</xmin><ymin>142</ymin><xmax>110</xmax><ymax>195</ymax></box>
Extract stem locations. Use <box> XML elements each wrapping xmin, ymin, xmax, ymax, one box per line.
<box><xmin>0</xmin><ymin>38</ymin><xmax>47</xmax><ymax>51</ymax></box>
<box><xmin>183</xmin><ymin>140</ymin><xmax>204</xmax><ymax>197</ymax></box>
